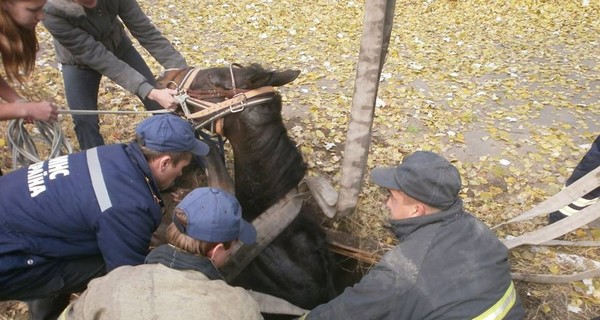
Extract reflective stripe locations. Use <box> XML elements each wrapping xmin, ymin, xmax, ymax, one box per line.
<box><xmin>473</xmin><ymin>282</ymin><xmax>517</xmax><ymax>320</ymax></box>
<box><xmin>572</xmin><ymin>196</ymin><xmax>598</xmax><ymax>208</ymax></box>
<box><xmin>559</xmin><ymin>205</ymin><xmax>580</xmax><ymax>216</ymax></box>
<box><xmin>559</xmin><ymin>196</ymin><xmax>599</xmax><ymax>216</ymax></box>
<box><xmin>86</xmin><ymin>148</ymin><xmax>112</xmax><ymax>212</ymax></box>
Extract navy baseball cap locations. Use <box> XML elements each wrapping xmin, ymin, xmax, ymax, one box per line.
<box><xmin>370</xmin><ymin>151</ymin><xmax>461</xmax><ymax>210</ymax></box>
<box><xmin>174</xmin><ymin>187</ymin><xmax>257</xmax><ymax>244</ymax></box>
<box><xmin>135</xmin><ymin>114</ymin><xmax>209</xmax><ymax>156</ymax></box>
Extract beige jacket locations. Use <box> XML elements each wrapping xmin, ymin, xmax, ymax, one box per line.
<box><xmin>61</xmin><ymin>264</ymin><xmax>263</xmax><ymax>320</ymax></box>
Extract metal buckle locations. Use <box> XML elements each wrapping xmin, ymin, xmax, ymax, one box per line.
<box><xmin>229</xmin><ymin>93</ymin><xmax>247</xmax><ymax>113</ymax></box>
<box><xmin>175</xmin><ymin>93</ymin><xmax>191</xmax><ymax>117</ymax></box>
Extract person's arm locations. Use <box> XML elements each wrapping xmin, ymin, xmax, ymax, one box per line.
<box><xmin>117</xmin><ymin>0</ymin><xmax>187</xmax><ymax>70</ymax></box>
<box><xmin>0</xmin><ymin>76</ymin><xmax>58</xmax><ymax>122</ymax></box>
<box><xmin>96</xmin><ymin>206</ymin><xmax>157</xmax><ymax>271</ymax></box>
<box><xmin>117</xmin><ymin>0</ymin><xmax>187</xmax><ymax>109</ymax></box>
<box><xmin>42</xmin><ymin>13</ymin><xmax>175</xmax><ymax>108</ymax></box>
<box><xmin>305</xmin><ymin>262</ymin><xmax>412</xmax><ymax>320</ymax></box>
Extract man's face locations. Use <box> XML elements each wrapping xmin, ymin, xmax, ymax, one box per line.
<box><xmin>2</xmin><ymin>0</ymin><xmax>46</xmax><ymax>30</ymax></box>
<box><xmin>386</xmin><ymin>189</ymin><xmax>420</xmax><ymax>220</ymax></box>
<box><xmin>153</xmin><ymin>155</ymin><xmax>192</xmax><ymax>191</ymax></box>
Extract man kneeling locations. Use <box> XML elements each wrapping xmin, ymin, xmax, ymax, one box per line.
<box><xmin>60</xmin><ymin>187</ymin><xmax>261</xmax><ymax>320</ymax></box>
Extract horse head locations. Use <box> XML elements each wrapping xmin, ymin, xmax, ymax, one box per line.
<box><xmin>158</xmin><ymin>64</ymin><xmax>304</xmax><ymax>220</ymax></box>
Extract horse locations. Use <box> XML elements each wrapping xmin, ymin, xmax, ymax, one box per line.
<box><xmin>155</xmin><ymin>64</ymin><xmax>338</xmax><ymax>312</ymax></box>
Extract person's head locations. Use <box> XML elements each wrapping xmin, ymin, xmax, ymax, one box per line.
<box><xmin>0</xmin><ymin>0</ymin><xmax>45</xmax><ymax>82</ymax></box>
<box><xmin>166</xmin><ymin>187</ymin><xmax>257</xmax><ymax>268</ymax></box>
<box><xmin>135</xmin><ymin>114</ymin><xmax>209</xmax><ymax>190</ymax></box>
<box><xmin>370</xmin><ymin>151</ymin><xmax>461</xmax><ymax>220</ymax></box>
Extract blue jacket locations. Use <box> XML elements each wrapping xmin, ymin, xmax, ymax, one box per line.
<box><xmin>0</xmin><ymin>143</ymin><xmax>163</xmax><ymax>279</ymax></box>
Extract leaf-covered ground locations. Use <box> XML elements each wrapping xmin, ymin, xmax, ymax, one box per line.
<box><xmin>1</xmin><ymin>0</ymin><xmax>599</xmax><ymax>319</ymax></box>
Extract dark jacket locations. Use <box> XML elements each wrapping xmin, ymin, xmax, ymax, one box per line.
<box><xmin>0</xmin><ymin>143</ymin><xmax>163</xmax><ymax>281</ymax></box>
<box><xmin>42</xmin><ymin>0</ymin><xmax>187</xmax><ymax>99</ymax></box>
<box><xmin>145</xmin><ymin>244</ymin><xmax>223</xmax><ymax>281</ymax></box>
<box><xmin>306</xmin><ymin>200</ymin><xmax>525</xmax><ymax>320</ymax></box>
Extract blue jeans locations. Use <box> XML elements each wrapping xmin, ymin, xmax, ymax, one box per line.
<box><xmin>0</xmin><ymin>256</ymin><xmax>105</xmax><ymax>320</ymax></box>
<box><xmin>61</xmin><ymin>46</ymin><xmax>161</xmax><ymax>150</ymax></box>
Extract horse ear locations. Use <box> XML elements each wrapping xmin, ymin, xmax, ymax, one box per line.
<box><xmin>268</xmin><ymin>70</ymin><xmax>301</xmax><ymax>87</ymax></box>
<box><xmin>155</xmin><ymin>68</ymin><xmax>183</xmax><ymax>89</ymax></box>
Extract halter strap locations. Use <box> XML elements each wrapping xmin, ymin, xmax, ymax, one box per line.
<box><xmin>186</xmin><ymin>86</ymin><xmax>275</xmax><ymax>120</ymax></box>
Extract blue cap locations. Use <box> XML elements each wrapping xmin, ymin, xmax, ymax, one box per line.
<box><xmin>135</xmin><ymin>114</ymin><xmax>209</xmax><ymax>156</ymax></box>
<box><xmin>174</xmin><ymin>187</ymin><xmax>257</xmax><ymax>244</ymax></box>
<box><xmin>370</xmin><ymin>151</ymin><xmax>461</xmax><ymax>210</ymax></box>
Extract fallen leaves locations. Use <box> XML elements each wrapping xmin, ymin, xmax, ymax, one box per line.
<box><xmin>0</xmin><ymin>0</ymin><xmax>598</xmax><ymax>318</ymax></box>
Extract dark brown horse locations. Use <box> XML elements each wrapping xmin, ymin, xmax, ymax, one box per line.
<box><xmin>156</xmin><ymin>64</ymin><xmax>337</xmax><ymax>311</ymax></box>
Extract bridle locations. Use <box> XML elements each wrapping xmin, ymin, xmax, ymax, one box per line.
<box><xmin>166</xmin><ymin>64</ymin><xmax>276</xmax><ymax>135</ymax></box>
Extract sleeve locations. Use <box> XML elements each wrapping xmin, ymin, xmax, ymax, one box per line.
<box><xmin>95</xmin><ymin>205</ymin><xmax>156</xmax><ymax>271</ymax></box>
<box><xmin>306</xmin><ymin>262</ymin><xmax>412</xmax><ymax>320</ymax></box>
<box><xmin>118</xmin><ymin>0</ymin><xmax>187</xmax><ymax>70</ymax></box>
<box><xmin>42</xmin><ymin>15</ymin><xmax>152</xmax><ymax>98</ymax></box>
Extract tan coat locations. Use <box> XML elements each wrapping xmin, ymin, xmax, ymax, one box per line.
<box><xmin>61</xmin><ymin>264</ymin><xmax>263</xmax><ymax>320</ymax></box>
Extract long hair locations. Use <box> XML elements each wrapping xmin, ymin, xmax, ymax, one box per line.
<box><xmin>0</xmin><ymin>0</ymin><xmax>39</xmax><ymax>83</ymax></box>
<box><xmin>166</xmin><ymin>208</ymin><xmax>233</xmax><ymax>256</ymax></box>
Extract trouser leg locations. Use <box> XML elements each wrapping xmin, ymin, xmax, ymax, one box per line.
<box><xmin>119</xmin><ymin>46</ymin><xmax>162</xmax><ymax>111</ymax></box>
<box><xmin>25</xmin><ymin>294</ymin><xmax>71</xmax><ymax>320</ymax></box>
<box><xmin>549</xmin><ymin>134</ymin><xmax>600</xmax><ymax>224</ymax></box>
<box><xmin>61</xmin><ymin>65</ymin><xmax>104</xmax><ymax>150</ymax></box>
<box><xmin>0</xmin><ymin>256</ymin><xmax>106</xmax><ymax>320</ymax></box>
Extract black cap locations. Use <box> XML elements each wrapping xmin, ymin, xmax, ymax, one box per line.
<box><xmin>370</xmin><ymin>151</ymin><xmax>461</xmax><ymax>210</ymax></box>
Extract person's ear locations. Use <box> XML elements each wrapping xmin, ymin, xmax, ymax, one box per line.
<box><xmin>207</xmin><ymin>243</ymin><xmax>225</xmax><ymax>261</ymax></box>
<box><xmin>158</xmin><ymin>155</ymin><xmax>173</xmax><ymax>171</ymax></box>
<box><xmin>412</xmin><ymin>203</ymin><xmax>427</xmax><ymax>217</ymax></box>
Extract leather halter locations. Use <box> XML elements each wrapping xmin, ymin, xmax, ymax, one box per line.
<box><xmin>167</xmin><ymin>65</ymin><xmax>275</xmax><ymax>135</ymax></box>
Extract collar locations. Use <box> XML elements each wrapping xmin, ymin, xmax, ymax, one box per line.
<box><xmin>44</xmin><ymin>0</ymin><xmax>86</xmax><ymax>18</ymax></box>
<box><xmin>388</xmin><ymin>199</ymin><xmax>464</xmax><ymax>241</ymax></box>
<box><xmin>145</xmin><ymin>244</ymin><xmax>224</xmax><ymax>280</ymax></box>
<box><xmin>125</xmin><ymin>142</ymin><xmax>164</xmax><ymax>207</ymax></box>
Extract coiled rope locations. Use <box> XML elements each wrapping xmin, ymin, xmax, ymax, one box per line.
<box><xmin>7</xmin><ymin>119</ymin><xmax>73</xmax><ymax>169</ymax></box>
<box><xmin>6</xmin><ymin>109</ymin><xmax>172</xmax><ymax>169</ymax></box>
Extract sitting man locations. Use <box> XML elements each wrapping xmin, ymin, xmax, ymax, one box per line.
<box><xmin>301</xmin><ymin>151</ymin><xmax>525</xmax><ymax>319</ymax></box>
<box><xmin>0</xmin><ymin>114</ymin><xmax>209</xmax><ymax>320</ymax></box>
<box><xmin>59</xmin><ymin>187</ymin><xmax>261</xmax><ymax>320</ymax></box>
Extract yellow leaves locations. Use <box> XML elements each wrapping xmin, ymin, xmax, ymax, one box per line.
<box><xmin>548</xmin><ymin>263</ymin><xmax>562</xmax><ymax>275</ymax></box>
<box><xmin>541</xmin><ymin>303</ymin><xmax>552</xmax><ymax>314</ymax></box>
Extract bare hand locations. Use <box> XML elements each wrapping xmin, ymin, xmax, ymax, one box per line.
<box><xmin>22</xmin><ymin>101</ymin><xmax>59</xmax><ymax>123</ymax></box>
<box><xmin>147</xmin><ymin>88</ymin><xmax>179</xmax><ymax>110</ymax></box>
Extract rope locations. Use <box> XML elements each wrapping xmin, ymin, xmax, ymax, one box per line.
<box><xmin>57</xmin><ymin>109</ymin><xmax>172</xmax><ymax>115</ymax></box>
<box><xmin>7</xmin><ymin>119</ymin><xmax>73</xmax><ymax>169</ymax></box>
<box><xmin>5</xmin><ymin>109</ymin><xmax>173</xmax><ymax>169</ymax></box>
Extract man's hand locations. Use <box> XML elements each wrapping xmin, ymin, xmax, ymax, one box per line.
<box><xmin>147</xmin><ymin>88</ymin><xmax>179</xmax><ymax>110</ymax></box>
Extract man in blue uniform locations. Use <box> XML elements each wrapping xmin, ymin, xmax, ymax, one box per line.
<box><xmin>0</xmin><ymin>114</ymin><xmax>209</xmax><ymax>320</ymax></box>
